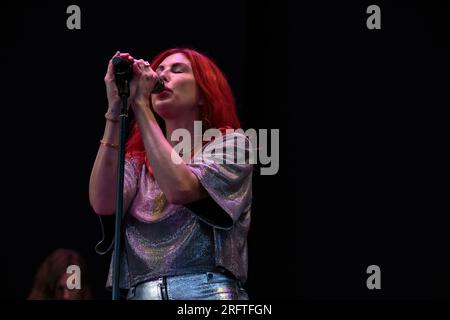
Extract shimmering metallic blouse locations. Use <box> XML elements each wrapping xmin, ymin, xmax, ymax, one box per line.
<box><xmin>105</xmin><ymin>133</ymin><xmax>253</xmax><ymax>289</ymax></box>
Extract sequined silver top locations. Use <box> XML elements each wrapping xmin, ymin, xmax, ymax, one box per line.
<box><xmin>106</xmin><ymin>132</ymin><xmax>253</xmax><ymax>289</ymax></box>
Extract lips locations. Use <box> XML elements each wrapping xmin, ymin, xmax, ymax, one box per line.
<box><xmin>158</xmin><ymin>87</ymin><xmax>172</xmax><ymax>94</ymax></box>
<box><xmin>156</xmin><ymin>87</ymin><xmax>172</xmax><ymax>99</ymax></box>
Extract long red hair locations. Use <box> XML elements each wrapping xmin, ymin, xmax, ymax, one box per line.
<box><xmin>125</xmin><ymin>48</ymin><xmax>241</xmax><ymax>173</ymax></box>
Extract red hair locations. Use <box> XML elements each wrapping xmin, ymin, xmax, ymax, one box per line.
<box><xmin>125</xmin><ymin>48</ymin><xmax>241</xmax><ymax>173</ymax></box>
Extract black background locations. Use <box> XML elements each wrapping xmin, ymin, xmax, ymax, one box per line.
<box><xmin>0</xmin><ymin>0</ymin><xmax>449</xmax><ymax>300</ymax></box>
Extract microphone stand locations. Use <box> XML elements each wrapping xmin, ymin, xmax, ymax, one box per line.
<box><xmin>111</xmin><ymin>57</ymin><xmax>132</xmax><ymax>300</ymax></box>
<box><xmin>109</xmin><ymin>57</ymin><xmax>164</xmax><ymax>300</ymax></box>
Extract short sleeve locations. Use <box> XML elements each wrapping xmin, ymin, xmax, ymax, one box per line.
<box><xmin>187</xmin><ymin>132</ymin><xmax>253</xmax><ymax>230</ymax></box>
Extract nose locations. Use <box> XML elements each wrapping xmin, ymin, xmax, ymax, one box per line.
<box><xmin>158</xmin><ymin>69</ymin><xmax>170</xmax><ymax>83</ymax></box>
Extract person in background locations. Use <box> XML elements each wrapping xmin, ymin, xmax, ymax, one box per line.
<box><xmin>28</xmin><ymin>248</ymin><xmax>93</xmax><ymax>300</ymax></box>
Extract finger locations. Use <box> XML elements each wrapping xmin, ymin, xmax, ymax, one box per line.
<box><xmin>107</xmin><ymin>60</ymin><xmax>115</xmax><ymax>74</ymax></box>
<box><xmin>119</xmin><ymin>53</ymin><xmax>135</xmax><ymax>62</ymax></box>
<box><xmin>146</xmin><ymin>70</ymin><xmax>157</xmax><ymax>81</ymax></box>
<box><xmin>109</xmin><ymin>51</ymin><xmax>120</xmax><ymax>63</ymax></box>
<box><xmin>106</xmin><ymin>52</ymin><xmax>120</xmax><ymax>79</ymax></box>
<box><xmin>136</xmin><ymin>59</ymin><xmax>146</xmax><ymax>71</ymax></box>
<box><xmin>132</xmin><ymin>60</ymin><xmax>143</xmax><ymax>75</ymax></box>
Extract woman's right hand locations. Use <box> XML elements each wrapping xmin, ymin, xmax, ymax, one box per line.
<box><xmin>104</xmin><ymin>51</ymin><xmax>134</xmax><ymax>115</ymax></box>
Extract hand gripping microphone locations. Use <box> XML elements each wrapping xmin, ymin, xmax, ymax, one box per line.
<box><xmin>112</xmin><ymin>57</ymin><xmax>165</xmax><ymax>97</ymax></box>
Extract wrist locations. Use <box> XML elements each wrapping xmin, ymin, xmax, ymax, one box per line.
<box><xmin>99</xmin><ymin>139</ymin><xmax>119</xmax><ymax>150</ymax></box>
<box><xmin>133</xmin><ymin>96</ymin><xmax>151</xmax><ymax>109</ymax></box>
<box><xmin>105</xmin><ymin>110</ymin><xmax>120</xmax><ymax>123</ymax></box>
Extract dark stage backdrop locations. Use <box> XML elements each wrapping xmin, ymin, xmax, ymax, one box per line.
<box><xmin>0</xmin><ymin>0</ymin><xmax>448</xmax><ymax>300</ymax></box>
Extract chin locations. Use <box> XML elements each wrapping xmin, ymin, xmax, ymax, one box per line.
<box><xmin>153</xmin><ymin>104</ymin><xmax>177</xmax><ymax>120</ymax></box>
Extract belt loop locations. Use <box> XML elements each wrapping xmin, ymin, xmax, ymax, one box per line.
<box><xmin>159</xmin><ymin>276</ymin><xmax>169</xmax><ymax>300</ymax></box>
<box><xmin>127</xmin><ymin>287</ymin><xmax>135</xmax><ymax>300</ymax></box>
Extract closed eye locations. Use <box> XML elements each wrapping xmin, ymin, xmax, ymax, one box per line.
<box><xmin>171</xmin><ymin>64</ymin><xmax>186</xmax><ymax>73</ymax></box>
<box><xmin>156</xmin><ymin>62</ymin><xmax>190</xmax><ymax>75</ymax></box>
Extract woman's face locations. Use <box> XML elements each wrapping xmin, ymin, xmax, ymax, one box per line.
<box><xmin>151</xmin><ymin>53</ymin><xmax>202</xmax><ymax>119</ymax></box>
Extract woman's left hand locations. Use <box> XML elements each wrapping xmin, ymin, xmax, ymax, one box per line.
<box><xmin>130</xmin><ymin>59</ymin><xmax>159</xmax><ymax>109</ymax></box>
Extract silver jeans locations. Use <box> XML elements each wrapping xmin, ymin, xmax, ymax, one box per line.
<box><xmin>126</xmin><ymin>271</ymin><xmax>249</xmax><ymax>300</ymax></box>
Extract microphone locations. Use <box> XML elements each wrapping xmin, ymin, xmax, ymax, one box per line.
<box><xmin>152</xmin><ymin>76</ymin><xmax>165</xmax><ymax>94</ymax></box>
<box><xmin>112</xmin><ymin>57</ymin><xmax>165</xmax><ymax>95</ymax></box>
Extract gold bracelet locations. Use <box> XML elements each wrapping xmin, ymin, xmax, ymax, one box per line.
<box><xmin>100</xmin><ymin>139</ymin><xmax>119</xmax><ymax>149</ymax></box>
<box><xmin>105</xmin><ymin>112</ymin><xmax>120</xmax><ymax>123</ymax></box>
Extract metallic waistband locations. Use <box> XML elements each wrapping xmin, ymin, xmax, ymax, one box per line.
<box><xmin>127</xmin><ymin>271</ymin><xmax>246</xmax><ymax>300</ymax></box>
